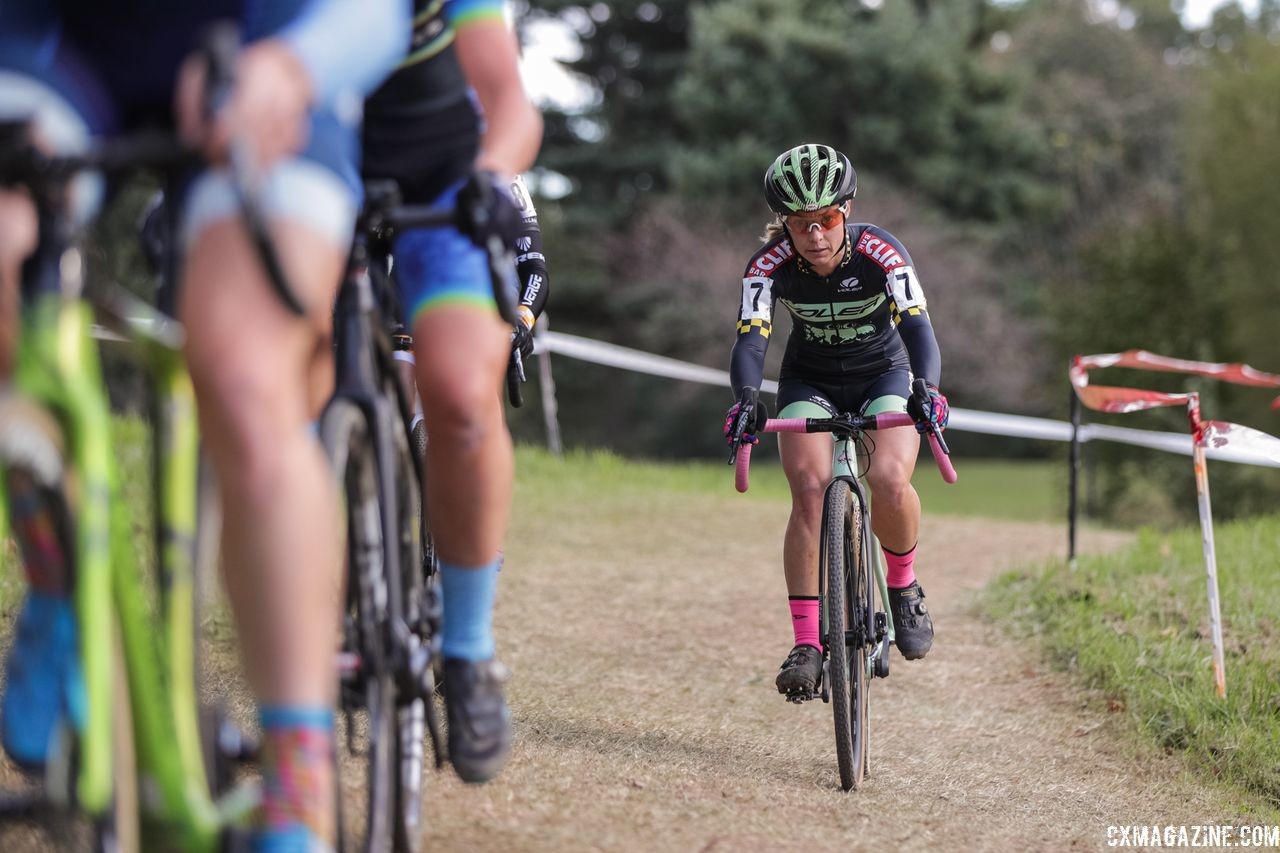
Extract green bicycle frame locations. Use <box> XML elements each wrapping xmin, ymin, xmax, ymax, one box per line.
<box><xmin>830</xmin><ymin>433</ymin><xmax>894</xmax><ymax>671</ymax></box>
<box><xmin>7</xmin><ymin>279</ymin><xmax>230</xmax><ymax>850</ymax></box>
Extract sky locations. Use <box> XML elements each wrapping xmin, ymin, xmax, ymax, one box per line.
<box><xmin>1182</xmin><ymin>0</ymin><xmax>1259</xmax><ymax>27</ymax></box>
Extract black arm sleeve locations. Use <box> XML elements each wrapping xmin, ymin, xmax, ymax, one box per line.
<box><xmin>730</xmin><ymin>332</ymin><xmax>768</xmax><ymax>399</ymax></box>
<box><xmin>896</xmin><ymin>312</ymin><xmax>941</xmax><ymax>387</ymax></box>
<box><xmin>514</xmin><ymin>217</ymin><xmax>549</xmax><ymax>322</ymax></box>
<box><xmin>508</xmin><ymin>175</ymin><xmax>548</xmax><ymax>325</ymax></box>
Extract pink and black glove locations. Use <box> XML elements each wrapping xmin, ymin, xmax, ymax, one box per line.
<box><xmin>723</xmin><ymin>387</ymin><xmax>766</xmax><ymax>446</ymax></box>
<box><xmin>907</xmin><ymin>381</ymin><xmax>949</xmax><ymax>432</ymax></box>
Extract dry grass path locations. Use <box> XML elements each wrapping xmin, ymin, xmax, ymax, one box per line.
<box><xmin>411</xmin><ymin>485</ymin><xmax>1260</xmax><ymax>851</ymax></box>
<box><xmin>2</xmin><ymin>474</ymin><xmax>1267</xmax><ymax>851</ymax></box>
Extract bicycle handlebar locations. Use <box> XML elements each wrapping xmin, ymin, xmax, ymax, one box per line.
<box><xmin>733</xmin><ymin>412</ymin><xmax>957</xmax><ymax>493</ymax></box>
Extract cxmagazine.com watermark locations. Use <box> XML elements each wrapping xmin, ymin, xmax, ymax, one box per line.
<box><xmin>1107</xmin><ymin>825</ymin><xmax>1280</xmax><ymax>848</ymax></box>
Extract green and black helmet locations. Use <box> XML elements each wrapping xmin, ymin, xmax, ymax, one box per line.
<box><xmin>763</xmin><ymin>144</ymin><xmax>858</xmax><ymax>214</ymax></box>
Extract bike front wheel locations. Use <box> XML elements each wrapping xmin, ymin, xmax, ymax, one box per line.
<box><xmin>322</xmin><ymin>399</ymin><xmax>397</xmax><ymax>853</ymax></box>
<box><xmin>821</xmin><ymin>479</ymin><xmax>869</xmax><ymax>792</ymax></box>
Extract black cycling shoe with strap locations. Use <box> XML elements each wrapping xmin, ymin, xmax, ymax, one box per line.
<box><xmin>442</xmin><ymin>657</ymin><xmax>513</xmax><ymax>784</ymax></box>
<box><xmin>775</xmin><ymin>644</ymin><xmax>823</xmax><ymax>697</ymax></box>
<box><xmin>888</xmin><ymin>580</ymin><xmax>934</xmax><ymax>660</ymax></box>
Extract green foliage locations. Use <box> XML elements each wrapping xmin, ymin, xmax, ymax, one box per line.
<box><xmin>671</xmin><ymin>0</ymin><xmax>1054</xmax><ymax>221</ymax></box>
<box><xmin>1192</xmin><ymin>29</ymin><xmax>1280</xmax><ymax>376</ymax></box>
<box><xmin>1006</xmin><ymin>1</ymin><xmax>1190</xmax><ymax>228</ymax></box>
<box><xmin>524</xmin><ymin>1</ymin><xmax>692</xmax><ymax>225</ymax></box>
<box><xmin>523</xmin><ymin>0</ymin><xmax>1280</xmax><ymax>499</ymax></box>
<box><xmin>986</xmin><ymin>516</ymin><xmax>1280</xmax><ymax>811</ymax></box>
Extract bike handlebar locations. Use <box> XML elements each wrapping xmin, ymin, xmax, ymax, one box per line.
<box><xmin>733</xmin><ymin>412</ymin><xmax>957</xmax><ymax>493</ymax></box>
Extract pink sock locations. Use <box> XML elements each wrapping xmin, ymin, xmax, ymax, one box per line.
<box><xmin>789</xmin><ymin>597</ymin><xmax>821</xmax><ymax>651</ymax></box>
<box><xmin>883</xmin><ymin>544</ymin><xmax>917</xmax><ymax>589</ymax></box>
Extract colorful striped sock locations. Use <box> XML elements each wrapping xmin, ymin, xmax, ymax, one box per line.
<box><xmin>256</xmin><ymin>706</ymin><xmax>334</xmax><ymax>851</ymax></box>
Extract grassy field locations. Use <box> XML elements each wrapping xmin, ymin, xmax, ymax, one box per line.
<box><xmin>0</xmin><ymin>439</ymin><xmax>1061</xmax><ymax>615</ymax></box>
<box><xmin>518</xmin><ymin>446</ymin><xmax>1064</xmax><ymax>523</ymax></box>
<box><xmin>985</xmin><ymin>515</ymin><xmax>1280</xmax><ymax>811</ymax></box>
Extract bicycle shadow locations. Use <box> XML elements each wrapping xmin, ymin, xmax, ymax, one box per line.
<box><xmin>514</xmin><ymin>708</ymin><xmax>860</xmax><ymax>794</ymax></box>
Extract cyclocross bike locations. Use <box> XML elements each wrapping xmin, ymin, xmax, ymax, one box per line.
<box><xmin>320</xmin><ymin>178</ymin><xmax>521</xmax><ymax>853</ymax></box>
<box><xmin>731</xmin><ymin>378</ymin><xmax>956</xmax><ymax>791</ymax></box>
<box><xmin>0</xmin><ymin>117</ymin><xmax>260</xmax><ymax>850</ymax></box>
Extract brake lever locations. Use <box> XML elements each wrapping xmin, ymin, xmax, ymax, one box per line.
<box><xmin>726</xmin><ymin>408</ymin><xmax>754</xmax><ymax>465</ymax></box>
<box><xmin>926</xmin><ymin>420</ymin><xmax>951</xmax><ymax>455</ymax></box>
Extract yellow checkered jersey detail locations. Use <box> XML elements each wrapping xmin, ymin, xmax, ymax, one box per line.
<box><xmin>891</xmin><ymin>305</ymin><xmax>925</xmax><ymax>326</ymax></box>
<box><xmin>738</xmin><ymin>318</ymin><xmax>772</xmax><ymax>338</ymax></box>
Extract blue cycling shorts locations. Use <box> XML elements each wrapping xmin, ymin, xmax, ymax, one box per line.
<box><xmin>392</xmin><ymin>177</ymin><xmax>497</xmax><ymax>326</ymax></box>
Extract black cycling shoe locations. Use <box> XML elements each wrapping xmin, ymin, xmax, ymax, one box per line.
<box><xmin>888</xmin><ymin>581</ymin><xmax>934</xmax><ymax>660</ymax></box>
<box><xmin>442</xmin><ymin>657</ymin><xmax>513</xmax><ymax>784</ymax></box>
<box><xmin>775</xmin><ymin>644</ymin><xmax>823</xmax><ymax>697</ymax></box>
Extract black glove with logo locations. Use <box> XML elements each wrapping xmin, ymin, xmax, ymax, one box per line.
<box><xmin>456</xmin><ymin>170</ymin><xmax>524</xmax><ymax>251</ymax></box>
<box><xmin>723</xmin><ymin>387</ymin><xmax>767</xmax><ymax>446</ymax></box>
<box><xmin>907</xmin><ymin>380</ymin><xmax>950</xmax><ymax>433</ymax></box>
<box><xmin>511</xmin><ymin>322</ymin><xmax>535</xmax><ymax>361</ymax></box>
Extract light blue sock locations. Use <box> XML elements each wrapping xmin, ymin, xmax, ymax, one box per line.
<box><xmin>439</xmin><ymin>558</ymin><xmax>500</xmax><ymax>661</ymax></box>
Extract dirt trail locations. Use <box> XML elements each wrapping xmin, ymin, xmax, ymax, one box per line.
<box><xmin>412</xmin><ymin>495</ymin><xmax>1254</xmax><ymax>851</ymax></box>
<box><xmin>0</xmin><ymin>489</ymin><xmax>1263</xmax><ymax>851</ymax></box>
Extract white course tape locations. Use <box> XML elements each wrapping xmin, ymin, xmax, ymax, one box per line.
<box><xmin>88</xmin><ymin>323</ymin><xmax>1279</xmax><ymax>469</ymax></box>
<box><xmin>540</xmin><ymin>331</ymin><xmax>1280</xmax><ymax>469</ymax></box>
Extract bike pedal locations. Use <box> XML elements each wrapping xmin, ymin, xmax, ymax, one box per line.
<box><xmin>874</xmin><ymin>636</ymin><xmax>892</xmax><ymax>679</ymax></box>
<box><xmin>784</xmin><ymin>689</ymin><xmax>817</xmax><ymax>704</ymax></box>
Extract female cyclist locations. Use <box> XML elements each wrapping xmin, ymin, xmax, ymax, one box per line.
<box><xmin>724</xmin><ymin>143</ymin><xmax>950</xmax><ymax>698</ymax></box>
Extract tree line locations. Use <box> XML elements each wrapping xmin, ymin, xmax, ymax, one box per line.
<box><xmin>508</xmin><ymin>0</ymin><xmax>1280</xmax><ymax>522</ymax></box>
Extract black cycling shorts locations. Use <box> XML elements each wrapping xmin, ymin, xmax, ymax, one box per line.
<box><xmin>776</xmin><ymin>369</ymin><xmax>911</xmax><ymax>417</ymax></box>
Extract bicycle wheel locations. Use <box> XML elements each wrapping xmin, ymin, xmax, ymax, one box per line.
<box><xmin>323</xmin><ymin>399</ymin><xmax>396</xmax><ymax>853</ymax></box>
<box><xmin>392</xmin><ymin>403</ymin><xmax>425</xmax><ymax>853</ymax></box>
<box><xmin>821</xmin><ymin>479</ymin><xmax>868</xmax><ymax>792</ymax></box>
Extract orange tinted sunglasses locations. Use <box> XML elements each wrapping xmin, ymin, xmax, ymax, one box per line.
<box><xmin>784</xmin><ymin>208</ymin><xmax>845</xmax><ymax>232</ymax></box>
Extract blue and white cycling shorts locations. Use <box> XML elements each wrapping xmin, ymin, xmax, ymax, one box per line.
<box><xmin>392</xmin><ymin>177</ymin><xmax>497</xmax><ymax>327</ymax></box>
<box><xmin>0</xmin><ymin>12</ymin><xmax>361</xmax><ymax>249</ymax></box>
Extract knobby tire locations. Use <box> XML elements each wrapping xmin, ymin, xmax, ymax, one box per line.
<box><xmin>822</xmin><ymin>479</ymin><xmax>868</xmax><ymax>792</ymax></box>
<box><xmin>323</xmin><ymin>400</ymin><xmax>396</xmax><ymax>853</ymax></box>
<box><xmin>392</xmin><ymin>395</ymin><xmax>425</xmax><ymax>853</ymax></box>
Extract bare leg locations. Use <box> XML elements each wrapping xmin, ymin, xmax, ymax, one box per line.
<box><xmin>863</xmin><ymin>427</ymin><xmax>921</xmax><ymax>553</ymax></box>
<box><xmin>778</xmin><ymin>431</ymin><xmax>832</xmax><ymax>597</ymax></box>
<box><xmin>411</xmin><ymin>305</ymin><xmax>512</xmax><ymax>566</ymax></box>
<box><xmin>182</xmin><ymin>216</ymin><xmax>343</xmax><ymax>839</ymax></box>
<box><xmin>0</xmin><ymin>190</ymin><xmax>38</xmax><ymax>379</ymax></box>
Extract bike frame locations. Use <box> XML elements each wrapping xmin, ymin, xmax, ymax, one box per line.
<box><xmin>824</xmin><ymin>432</ymin><xmax>893</xmax><ymax>679</ymax></box>
<box><xmin>3</xmin><ymin>266</ymin><xmax>239</xmax><ymax>850</ymax></box>
<box><xmin>2</xmin><ymin>51</ymin><xmax>315</xmax><ymax>838</ymax></box>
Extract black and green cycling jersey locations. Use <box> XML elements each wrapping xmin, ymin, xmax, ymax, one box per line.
<box><xmin>362</xmin><ymin>0</ymin><xmax>504</xmax><ymax>203</ymax></box>
<box><xmin>729</xmin><ymin>223</ymin><xmax>941</xmax><ymax>396</ymax></box>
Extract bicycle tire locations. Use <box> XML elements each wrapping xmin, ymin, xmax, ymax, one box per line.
<box><xmin>322</xmin><ymin>399</ymin><xmax>396</xmax><ymax>853</ymax></box>
<box><xmin>852</xmin><ymin>503</ymin><xmax>874</xmax><ymax>783</ymax></box>
<box><xmin>821</xmin><ymin>479</ymin><xmax>868</xmax><ymax>792</ymax></box>
<box><xmin>391</xmin><ymin>397</ymin><xmax>425</xmax><ymax>853</ymax></box>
